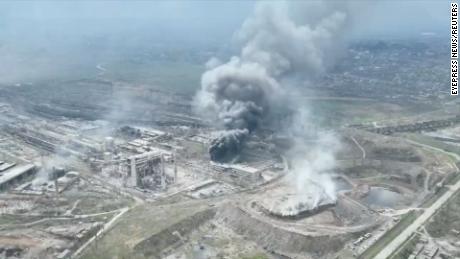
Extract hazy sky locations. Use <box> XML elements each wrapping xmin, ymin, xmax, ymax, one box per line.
<box><xmin>0</xmin><ymin>1</ymin><xmax>450</xmax><ymax>84</ymax></box>
<box><xmin>351</xmin><ymin>1</ymin><xmax>448</xmax><ymax>39</ymax></box>
<box><xmin>0</xmin><ymin>1</ymin><xmax>255</xmax><ymax>48</ymax></box>
<box><xmin>0</xmin><ymin>0</ymin><xmax>449</xmax><ymax>46</ymax></box>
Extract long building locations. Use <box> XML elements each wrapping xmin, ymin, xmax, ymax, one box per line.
<box><xmin>211</xmin><ymin>162</ymin><xmax>262</xmax><ymax>186</ymax></box>
<box><xmin>0</xmin><ymin>164</ymin><xmax>37</xmax><ymax>191</ymax></box>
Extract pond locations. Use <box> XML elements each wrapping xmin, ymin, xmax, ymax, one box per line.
<box><xmin>364</xmin><ymin>186</ymin><xmax>404</xmax><ymax>208</ymax></box>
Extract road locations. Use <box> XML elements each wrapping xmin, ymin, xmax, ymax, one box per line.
<box><xmin>351</xmin><ymin>136</ymin><xmax>366</xmax><ymax>159</ymax></box>
<box><xmin>374</xmin><ymin>141</ymin><xmax>460</xmax><ymax>259</ymax></box>
<box><xmin>405</xmin><ymin>139</ymin><xmax>460</xmax><ymax>161</ymax></box>
<box><xmin>378</xmin><ymin>208</ymin><xmax>423</xmax><ymax>217</ymax></box>
<box><xmin>71</xmin><ymin>207</ymin><xmax>129</xmax><ymax>258</ymax></box>
<box><xmin>0</xmin><ymin>208</ymin><xmax>123</xmax><ymax>230</ymax></box>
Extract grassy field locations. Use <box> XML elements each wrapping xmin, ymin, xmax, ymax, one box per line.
<box><xmin>0</xmin><ymin>214</ymin><xmax>44</xmax><ymax>226</ymax></box>
<box><xmin>403</xmin><ymin>133</ymin><xmax>460</xmax><ymax>158</ymax></box>
<box><xmin>302</xmin><ymin>98</ymin><xmax>427</xmax><ymax>128</ymax></box>
<box><xmin>421</xmin><ymin>187</ymin><xmax>449</xmax><ymax>208</ymax></box>
<box><xmin>359</xmin><ymin>211</ymin><xmax>418</xmax><ymax>259</ymax></box>
<box><xmin>425</xmin><ymin>190</ymin><xmax>460</xmax><ymax>238</ymax></box>
<box><xmin>106</xmin><ymin>61</ymin><xmax>203</xmax><ymax>95</ymax></box>
<box><xmin>241</xmin><ymin>254</ymin><xmax>268</xmax><ymax>259</ymax></box>
<box><xmin>389</xmin><ymin>233</ymin><xmax>421</xmax><ymax>259</ymax></box>
<box><xmin>81</xmin><ymin>199</ymin><xmax>209</xmax><ymax>259</ymax></box>
<box><xmin>423</xmin><ymin>172</ymin><xmax>460</xmax><ymax>209</ymax></box>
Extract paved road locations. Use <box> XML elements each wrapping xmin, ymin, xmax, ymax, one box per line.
<box><xmin>375</xmin><ymin>178</ymin><xmax>460</xmax><ymax>258</ymax></box>
<box><xmin>374</xmin><ymin>142</ymin><xmax>460</xmax><ymax>259</ymax></box>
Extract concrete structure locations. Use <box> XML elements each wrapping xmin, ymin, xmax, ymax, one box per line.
<box><xmin>0</xmin><ymin>164</ymin><xmax>36</xmax><ymax>191</ymax></box>
<box><xmin>211</xmin><ymin>162</ymin><xmax>262</xmax><ymax>185</ymax></box>
<box><xmin>48</xmin><ymin>167</ymin><xmax>66</xmax><ymax>180</ymax></box>
<box><xmin>0</xmin><ymin>162</ymin><xmax>16</xmax><ymax>172</ymax></box>
<box><xmin>56</xmin><ymin>171</ymin><xmax>80</xmax><ymax>193</ymax></box>
<box><xmin>187</xmin><ymin>134</ymin><xmax>212</xmax><ymax>145</ymax></box>
<box><xmin>124</xmin><ymin>151</ymin><xmax>174</xmax><ymax>190</ymax></box>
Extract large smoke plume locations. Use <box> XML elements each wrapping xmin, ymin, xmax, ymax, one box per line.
<box><xmin>195</xmin><ymin>1</ymin><xmax>352</xmax><ymax>204</ymax></box>
<box><xmin>285</xmin><ymin>109</ymin><xmax>341</xmax><ymax>201</ymax></box>
<box><xmin>195</xmin><ymin>1</ymin><xmax>349</xmax><ymax>162</ymax></box>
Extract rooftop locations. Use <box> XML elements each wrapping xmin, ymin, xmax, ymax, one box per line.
<box><xmin>0</xmin><ymin>164</ymin><xmax>36</xmax><ymax>185</ymax></box>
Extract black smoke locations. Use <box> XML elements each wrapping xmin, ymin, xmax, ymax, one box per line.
<box><xmin>195</xmin><ymin>1</ymin><xmax>350</xmax><ymax>162</ymax></box>
<box><xmin>209</xmin><ymin>129</ymin><xmax>248</xmax><ymax>162</ymax></box>
<box><xmin>199</xmin><ymin>58</ymin><xmax>279</xmax><ymax>162</ymax></box>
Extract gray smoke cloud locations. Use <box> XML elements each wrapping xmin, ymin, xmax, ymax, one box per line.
<box><xmin>208</xmin><ymin>128</ymin><xmax>248</xmax><ymax>162</ymax></box>
<box><xmin>284</xmin><ymin>108</ymin><xmax>341</xmax><ymax>201</ymax></box>
<box><xmin>237</xmin><ymin>2</ymin><xmax>348</xmax><ymax>77</ymax></box>
<box><xmin>195</xmin><ymin>1</ymin><xmax>350</xmax><ymax>163</ymax></box>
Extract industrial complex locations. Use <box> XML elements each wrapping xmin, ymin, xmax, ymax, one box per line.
<box><xmin>0</xmin><ymin>1</ymin><xmax>458</xmax><ymax>259</ymax></box>
<box><xmin>0</xmin><ymin>85</ymin><xmax>458</xmax><ymax>258</ymax></box>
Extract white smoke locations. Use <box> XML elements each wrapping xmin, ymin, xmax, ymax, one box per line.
<box><xmin>285</xmin><ymin>109</ymin><xmax>341</xmax><ymax>201</ymax></box>
<box><xmin>195</xmin><ymin>0</ymin><xmax>350</xmax><ymax>199</ymax></box>
<box><xmin>33</xmin><ymin>155</ymin><xmax>68</xmax><ymax>186</ymax></box>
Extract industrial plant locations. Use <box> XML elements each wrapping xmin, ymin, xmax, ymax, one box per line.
<box><xmin>0</xmin><ymin>1</ymin><xmax>457</xmax><ymax>259</ymax></box>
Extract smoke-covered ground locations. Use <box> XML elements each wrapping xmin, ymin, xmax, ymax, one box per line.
<box><xmin>195</xmin><ymin>1</ymin><xmax>350</xmax><ymax>201</ymax></box>
<box><xmin>283</xmin><ymin>109</ymin><xmax>341</xmax><ymax>201</ymax></box>
<box><xmin>32</xmin><ymin>155</ymin><xmax>68</xmax><ymax>186</ymax></box>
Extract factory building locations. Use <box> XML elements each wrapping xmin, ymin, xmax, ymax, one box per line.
<box><xmin>0</xmin><ymin>161</ymin><xmax>16</xmax><ymax>172</ymax></box>
<box><xmin>124</xmin><ymin>151</ymin><xmax>175</xmax><ymax>190</ymax></box>
<box><xmin>0</xmin><ymin>164</ymin><xmax>37</xmax><ymax>191</ymax></box>
<box><xmin>211</xmin><ymin>162</ymin><xmax>262</xmax><ymax>185</ymax></box>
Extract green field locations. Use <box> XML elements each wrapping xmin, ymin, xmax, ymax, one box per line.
<box><xmin>300</xmin><ymin>98</ymin><xmax>431</xmax><ymax>128</ymax></box>
<box><xmin>0</xmin><ymin>214</ymin><xmax>44</xmax><ymax>226</ymax></box>
<box><xmin>241</xmin><ymin>254</ymin><xmax>268</xmax><ymax>259</ymax></box>
<box><xmin>106</xmin><ymin>61</ymin><xmax>203</xmax><ymax>95</ymax></box>
<box><xmin>359</xmin><ymin>211</ymin><xmax>418</xmax><ymax>259</ymax></box>
<box><xmin>403</xmin><ymin>133</ymin><xmax>460</xmax><ymax>158</ymax></box>
<box><xmin>389</xmin><ymin>233</ymin><xmax>421</xmax><ymax>259</ymax></box>
<box><xmin>426</xmin><ymin>190</ymin><xmax>460</xmax><ymax>238</ymax></box>
<box><xmin>81</xmin><ymin>199</ymin><xmax>209</xmax><ymax>259</ymax></box>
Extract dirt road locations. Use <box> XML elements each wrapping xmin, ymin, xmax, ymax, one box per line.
<box><xmin>374</xmin><ymin>140</ymin><xmax>460</xmax><ymax>259</ymax></box>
